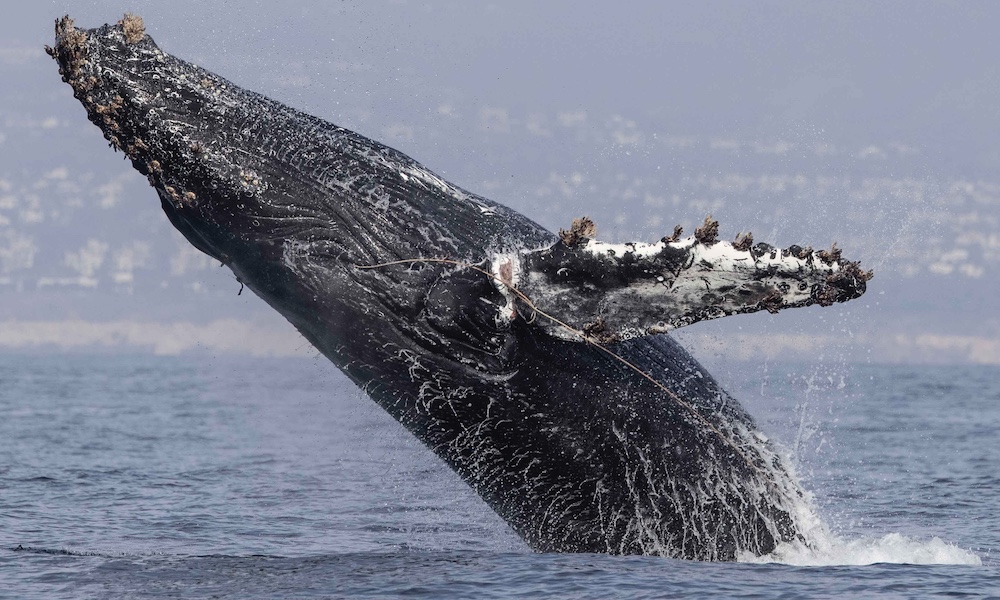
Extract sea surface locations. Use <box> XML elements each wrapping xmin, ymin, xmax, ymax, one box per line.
<box><xmin>1</xmin><ymin>353</ymin><xmax>997</xmax><ymax>598</ymax></box>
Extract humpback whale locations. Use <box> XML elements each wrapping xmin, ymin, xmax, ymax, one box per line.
<box><xmin>48</xmin><ymin>15</ymin><xmax>870</xmax><ymax>560</ymax></box>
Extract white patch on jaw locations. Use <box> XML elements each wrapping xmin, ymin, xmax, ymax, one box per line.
<box><xmin>489</xmin><ymin>251</ymin><xmax>520</xmax><ymax>326</ymax></box>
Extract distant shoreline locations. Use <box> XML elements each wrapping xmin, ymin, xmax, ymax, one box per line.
<box><xmin>1</xmin><ymin>318</ymin><xmax>997</xmax><ymax>365</ymax></box>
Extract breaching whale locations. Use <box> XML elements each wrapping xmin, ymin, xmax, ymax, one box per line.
<box><xmin>48</xmin><ymin>15</ymin><xmax>871</xmax><ymax>560</ymax></box>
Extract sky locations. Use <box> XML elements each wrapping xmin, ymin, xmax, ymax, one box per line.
<box><xmin>1</xmin><ymin>1</ymin><xmax>999</xmax><ymax>364</ymax></box>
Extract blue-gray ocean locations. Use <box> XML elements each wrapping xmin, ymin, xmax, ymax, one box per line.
<box><xmin>1</xmin><ymin>353</ymin><xmax>997</xmax><ymax>598</ymax></box>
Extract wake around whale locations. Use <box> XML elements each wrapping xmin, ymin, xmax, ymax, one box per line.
<box><xmin>48</xmin><ymin>15</ymin><xmax>870</xmax><ymax>560</ymax></box>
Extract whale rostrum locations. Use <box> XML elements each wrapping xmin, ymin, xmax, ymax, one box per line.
<box><xmin>49</xmin><ymin>15</ymin><xmax>870</xmax><ymax>560</ymax></box>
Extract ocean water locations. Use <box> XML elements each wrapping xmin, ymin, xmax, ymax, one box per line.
<box><xmin>1</xmin><ymin>353</ymin><xmax>997</xmax><ymax>598</ymax></box>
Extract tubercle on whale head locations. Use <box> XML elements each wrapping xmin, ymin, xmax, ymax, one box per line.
<box><xmin>49</xmin><ymin>15</ymin><xmax>164</xmax><ymax>167</ymax></box>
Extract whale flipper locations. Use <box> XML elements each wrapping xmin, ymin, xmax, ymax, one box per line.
<box><xmin>512</xmin><ymin>217</ymin><xmax>871</xmax><ymax>343</ymax></box>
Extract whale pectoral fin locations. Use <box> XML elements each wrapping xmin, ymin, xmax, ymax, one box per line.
<box><xmin>514</xmin><ymin>229</ymin><xmax>872</xmax><ymax>343</ymax></box>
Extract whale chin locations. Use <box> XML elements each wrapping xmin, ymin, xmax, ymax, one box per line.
<box><xmin>49</xmin><ymin>14</ymin><xmax>870</xmax><ymax>560</ymax></box>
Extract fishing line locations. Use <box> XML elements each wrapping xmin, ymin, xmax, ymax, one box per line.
<box><xmin>356</xmin><ymin>257</ymin><xmax>763</xmax><ymax>475</ymax></box>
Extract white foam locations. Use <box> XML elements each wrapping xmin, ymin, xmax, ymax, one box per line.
<box><xmin>739</xmin><ymin>532</ymin><xmax>982</xmax><ymax>566</ymax></box>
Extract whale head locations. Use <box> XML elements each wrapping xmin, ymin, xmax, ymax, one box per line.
<box><xmin>48</xmin><ymin>15</ymin><xmax>296</xmax><ymax>270</ymax></box>
<box><xmin>48</xmin><ymin>16</ymin><xmax>529</xmax><ymax>292</ymax></box>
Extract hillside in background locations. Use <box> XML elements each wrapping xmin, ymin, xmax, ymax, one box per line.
<box><xmin>2</xmin><ymin>2</ymin><xmax>998</xmax><ymax>364</ymax></box>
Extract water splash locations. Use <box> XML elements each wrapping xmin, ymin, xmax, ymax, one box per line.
<box><xmin>740</xmin><ymin>532</ymin><xmax>982</xmax><ymax>566</ymax></box>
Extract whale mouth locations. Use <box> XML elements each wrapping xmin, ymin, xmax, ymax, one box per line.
<box><xmin>47</xmin><ymin>15</ymin><xmax>157</xmax><ymax>167</ymax></box>
<box><xmin>47</xmin><ymin>15</ymin><xmax>201</xmax><ymax>212</ymax></box>
<box><xmin>46</xmin><ymin>14</ymin><xmax>286</xmax><ymax>267</ymax></box>
<box><xmin>46</xmin><ymin>14</ymin><xmax>249</xmax><ymax>195</ymax></box>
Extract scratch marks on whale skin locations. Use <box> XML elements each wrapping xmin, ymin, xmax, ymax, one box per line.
<box><xmin>579</xmin><ymin>413</ymin><xmax>805</xmax><ymax>560</ymax></box>
<box><xmin>395</xmin><ymin>347</ymin><xmax>428</xmax><ymax>383</ymax></box>
<box><xmin>417</xmin><ymin>379</ymin><xmax>474</xmax><ymax>421</ymax></box>
<box><xmin>392</xmin><ymin>346</ymin><xmax>477</xmax><ymax>426</ymax></box>
<box><xmin>281</xmin><ymin>238</ymin><xmax>321</xmax><ymax>276</ymax></box>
